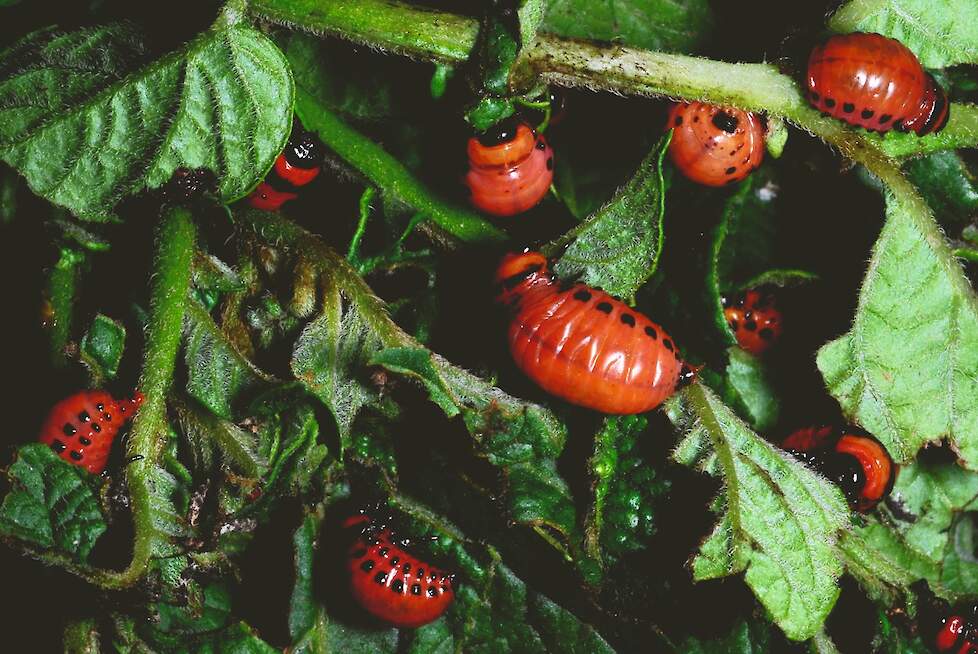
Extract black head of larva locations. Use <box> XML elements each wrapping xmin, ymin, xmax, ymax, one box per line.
<box><xmin>477</xmin><ymin>117</ymin><xmax>521</xmax><ymax>147</ymax></box>
<box><xmin>285</xmin><ymin>130</ymin><xmax>326</xmax><ymax>169</ymax></box>
<box><xmin>162</xmin><ymin>168</ymin><xmax>218</xmax><ymax>205</ymax></box>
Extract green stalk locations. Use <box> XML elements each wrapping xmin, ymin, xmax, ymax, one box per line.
<box><xmin>249</xmin><ymin>0</ymin><xmax>478</xmax><ymax>63</ymax></box>
<box><xmin>99</xmin><ymin>206</ymin><xmax>194</xmax><ymax>588</ymax></box>
<box><xmin>294</xmin><ymin>92</ymin><xmax>505</xmax><ymax>244</ymax></box>
<box><xmin>45</xmin><ymin>248</ymin><xmax>85</xmax><ymax>367</ymax></box>
<box><xmin>63</xmin><ymin>619</ymin><xmax>99</xmax><ymax>654</ymax></box>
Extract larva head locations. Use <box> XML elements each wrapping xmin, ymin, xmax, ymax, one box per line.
<box><xmin>914</xmin><ymin>73</ymin><xmax>950</xmax><ymax>136</ymax></box>
<box><xmin>494</xmin><ymin>251</ymin><xmax>552</xmax><ymax>306</ymax></box>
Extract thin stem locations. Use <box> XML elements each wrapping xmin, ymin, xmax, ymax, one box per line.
<box><xmin>347</xmin><ymin>187</ymin><xmax>375</xmax><ymax>263</ymax></box>
<box><xmin>45</xmin><ymin>248</ymin><xmax>85</xmax><ymax>367</ymax></box>
<box><xmin>294</xmin><ymin>92</ymin><xmax>506</xmax><ymax>244</ymax></box>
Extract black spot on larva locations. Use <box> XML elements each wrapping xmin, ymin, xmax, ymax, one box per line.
<box><xmin>374</xmin><ymin>571</ymin><xmax>389</xmax><ymax>585</ymax></box>
<box><xmin>352</xmin><ymin>547</ymin><xmax>367</xmax><ymax>558</ymax></box>
<box><xmin>810</xmin><ymin>91</ymin><xmax>820</xmax><ymax>102</ymax></box>
<box><xmin>379</xmin><ymin>547</ymin><xmax>389</xmax><ymax>557</ymax></box>
<box><xmin>729</xmin><ymin>319</ymin><xmax>739</xmax><ymax>331</ymax></box>
<box><xmin>842</xmin><ymin>103</ymin><xmax>854</xmax><ymax>113</ymax></box>
<box><xmin>51</xmin><ymin>440</ymin><xmax>66</xmax><ymax>453</ymax></box>
<box><xmin>744</xmin><ymin>319</ymin><xmax>758</xmax><ymax>331</ymax></box>
<box><xmin>693</xmin><ymin>115</ymin><xmax>699</xmax><ymax>122</ymax></box>
<box><xmin>391</xmin><ymin>579</ymin><xmax>404</xmax><ymax>593</ymax></box>
<box><xmin>441</xmin><ymin>586</ymin><xmax>448</xmax><ymax>593</ymax></box>
<box><xmin>759</xmin><ymin>328</ymin><xmax>776</xmax><ymax>341</ymax></box>
<box><xmin>430</xmin><ymin>572</ymin><xmax>438</xmax><ymax>581</ymax></box>
<box><xmin>711</xmin><ymin>111</ymin><xmax>739</xmax><ymax>133</ymax></box>
<box><xmin>546</xmin><ymin>157</ymin><xmax>553</xmax><ymax>170</ymax></box>
<box><xmin>861</xmin><ymin>109</ymin><xmax>874</xmax><ymax>119</ymax></box>
<box><xmin>391</xmin><ymin>556</ymin><xmax>400</xmax><ymax>566</ymax></box>
<box><xmin>663</xmin><ymin>339</ymin><xmax>674</xmax><ymax>352</ymax></box>
<box><xmin>412</xmin><ymin>583</ymin><xmax>422</xmax><ymax>595</ymax></box>
<box><xmin>79</xmin><ymin>436</ymin><xmax>91</xmax><ymax>446</ymax></box>
<box><xmin>91</xmin><ymin>423</ymin><xmax>101</xmax><ymax>433</ymax></box>
<box><xmin>725</xmin><ymin>166</ymin><xmax>736</xmax><ymax>175</ymax></box>
<box><xmin>427</xmin><ymin>587</ymin><xmax>438</xmax><ymax>597</ymax></box>
<box><xmin>536</xmin><ymin>139</ymin><xmax>546</xmax><ymax>150</ymax></box>
<box><xmin>879</xmin><ymin>114</ymin><xmax>892</xmax><ymax>124</ymax></box>
<box><xmin>895</xmin><ymin>120</ymin><xmax>910</xmax><ymax>133</ymax></box>
<box><xmin>644</xmin><ymin>326</ymin><xmax>657</xmax><ymax>339</ymax></box>
<box><xmin>70</xmin><ymin>451</ymin><xmax>83</xmax><ymax>461</ymax></box>
<box><xmin>573</xmin><ymin>289</ymin><xmax>592</xmax><ymax>302</ymax></box>
<box><xmin>674</xmin><ymin>115</ymin><xmax>683</xmax><ymax>126</ymax></box>
<box><xmin>361</xmin><ymin>559</ymin><xmax>375</xmax><ymax>572</ymax></box>
<box><xmin>824</xmin><ymin>98</ymin><xmax>836</xmax><ymax>108</ymax></box>
<box><xmin>596</xmin><ymin>302</ymin><xmax>613</xmax><ymax>314</ymax></box>
<box><xmin>402</xmin><ymin>563</ymin><xmax>411</xmax><ymax>574</ymax></box>
<box><xmin>78</xmin><ymin>411</ymin><xmax>91</xmax><ymax>423</ymax></box>
<box><xmin>103</xmin><ymin>413</ymin><xmax>112</xmax><ymax>422</ymax></box>
<box><xmin>417</xmin><ymin>568</ymin><xmax>424</xmax><ymax>578</ymax></box>
<box><xmin>620</xmin><ymin>313</ymin><xmax>635</xmax><ymax>327</ymax></box>
<box><xmin>63</xmin><ymin>423</ymin><xmax>76</xmax><ymax>436</ymax></box>
<box><xmin>96</xmin><ymin>403</ymin><xmax>104</xmax><ymax>411</ymax></box>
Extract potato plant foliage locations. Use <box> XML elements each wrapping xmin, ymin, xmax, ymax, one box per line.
<box><xmin>0</xmin><ymin>0</ymin><xmax>977</xmax><ymax>652</ymax></box>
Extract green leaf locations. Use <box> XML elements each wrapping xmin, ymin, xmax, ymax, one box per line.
<box><xmin>185</xmin><ymin>299</ymin><xmax>269</xmax><ymax>420</ymax></box>
<box><xmin>817</xmin><ymin>192</ymin><xmax>978</xmax><ymax>467</ymax></box>
<box><xmin>837</xmin><ymin>459</ymin><xmax>978</xmax><ymax>603</ymax></box>
<box><xmin>173</xmin><ymin>398</ymin><xmax>267</xmax><ymax>478</ymax></box>
<box><xmin>552</xmin><ymin>134</ymin><xmax>670</xmax><ymax>300</ymax></box>
<box><xmin>291</xmin><ymin>278</ymin><xmax>384</xmax><ymax>445</ymax></box>
<box><xmin>370</xmin><ymin>346</ymin><xmax>577</xmax><ymax>541</ymax></box>
<box><xmin>723</xmin><ymin>347</ymin><xmax>779</xmax><ymax>432</ymax></box>
<box><xmin>668</xmin><ymin>383</ymin><xmax>850</xmax><ymax>641</ymax></box>
<box><xmin>677</xmin><ymin>619</ymin><xmax>773</xmax><ymax>653</ymax></box>
<box><xmin>764</xmin><ymin>116</ymin><xmax>788</xmax><ymax>159</ymax></box>
<box><xmin>0</xmin><ymin>444</ymin><xmax>106</xmax><ymax>561</ymax></box>
<box><xmin>829</xmin><ymin>0</ymin><xmax>978</xmax><ymax>68</ymax></box>
<box><xmin>585</xmin><ymin>416</ymin><xmax>670</xmax><ymax>560</ymax></box>
<box><xmin>542</xmin><ymin>0</ymin><xmax>714</xmax><ymax>53</ymax></box>
<box><xmin>905</xmin><ymin>152</ymin><xmax>978</xmax><ymax>227</ymax></box>
<box><xmin>80</xmin><ymin>313</ymin><xmax>126</xmax><ymax>380</ymax></box>
<box><xmin>0</xmin><ymin>22</ymin><xmax>293</xmax><ymax>219</ymax></box>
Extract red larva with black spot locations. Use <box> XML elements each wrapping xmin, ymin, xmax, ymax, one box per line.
<box><xmin>666</xmin><ymin>102</ymin><xmax>765</xmax><ymax>187</ymax></box>
<box><xmin>937</xmin><ymin>613</ymin><xmax>978</xmax><ymax>654</ymax></box>
<box><xmin>344</xmin><ymin>514</ymin><xmax>455</xmax><ymax>628</ymax></box>
<box><xmin>465</xmin><ymin>120</ymin><xmax>554</xmax><ymax>216</ymax></box>
<box><xmin>38</xmin><ymin>390</ymin><xmax>144</xmax><ymax>474</ymax></box>
<box><xmin>723</xmin><ymin>289</ymin><xmax>782</xmax><ymax>356</ymax></box>
<box><xmin>807</xmin><ymin>32</ymin><xmax>949</xmax><ymax>135</ymax></box>
<box><xmin>782</xmin><ymin>426</ymin><xmax>897</xmax><ymax>513</ymax></box>
<box><xmin>248</xmin><ymin>127</ymin><xmax>325</xmax><ymax>211</ymax></box>
<box><xmin>495</xmin><ymin>251</ymin><xmax>694</xmax><ymax>414</ymax></box>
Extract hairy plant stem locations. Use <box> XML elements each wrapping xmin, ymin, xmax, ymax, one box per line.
<box><xmin>45</xmin><ymin>248</ymin><xmax>85</xmax><ymax>367</ymax></box>
<box><xmin>84</xmin><ymin>206</ymin><xmax>195</xmax><ymax>589</ymax></box>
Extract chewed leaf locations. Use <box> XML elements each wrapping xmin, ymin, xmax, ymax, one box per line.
<box><xmin>668</xmin><ymin>383</ymin><xmax>849</xmax><ymax>641</ymax></box>
<box><xmin>829</xmin><ymin>0</ymin><xmax>978</xmax><ymax>68</ymax></box>
<box><xmin>553</xmin><ymin>133</ymin><xmax>670</xmax><ymax>301</ymax></box>
<box><xmin>817</xmin><ymin>192</ymin><xmax>978</xmax><ymax>467</ymax></box>
<box><xmin>0</xmin><ymin>444</ymin><xmax>106</xmax><ymax>561</ymax></box>
<box><xmin>0</xmin><ymin>22</ymin><xmax>292</xmax><ymax>219</ymax></box>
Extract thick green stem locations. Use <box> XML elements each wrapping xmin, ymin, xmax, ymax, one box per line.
<box><xmin>249</xmin><ymin>0</ymin><xmax>478</xmax><ymax>63</ymax></box>
<box><xmin>45</xmin><ymin>248</ymin><xmax>85</xmax><ymax>367</ymax></box>
<box><xmin>99</xmin><ymin>206</ymin><xmax>195</xmax><ymax>588</ymax></box>
<box><xmin>63</xmin><ymin>618</ymin><xmax>99</xmax><ymax>654</ymax></box>
<box><xmin>294</xmin><ymin>92</ymin><xmax>505</xmax><ymax>244</ymax></box>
